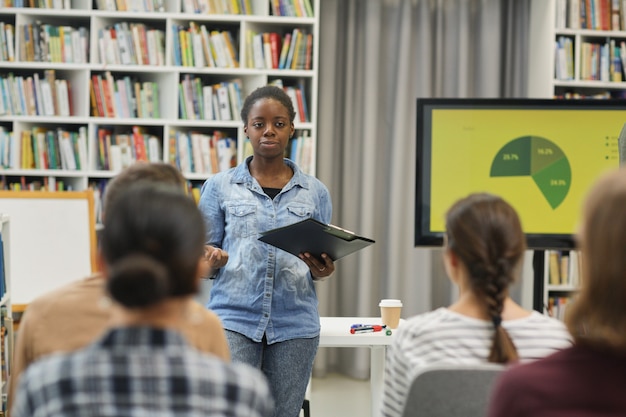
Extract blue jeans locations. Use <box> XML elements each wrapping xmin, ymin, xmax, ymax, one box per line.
<box><xmin>225</xmin><ymin>330</ymin><xmax>319</xmax><ymax>417</ymax></box>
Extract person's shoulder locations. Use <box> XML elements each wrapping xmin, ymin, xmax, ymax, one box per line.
<box><xmin>186</xmin><ymin>301</ymin><xmax>223</xmax><ymax>327</ymax></box>
<box><xmin>521</xmin><ymin>311</ymin><xmax>570</xmax><ymax>331</ymax></box>
<box><xmin>502</xmin><ymin>347</ymin><xmax>571</xmax><ymax>383</ymax></box>
<box><xmin>396</xmin><ymin>308</ymin><xmax>454</xmax><ymax>337</ymax></box>
<box><xmin>26</xmin><ymin>274</ymin><xmax>105</xmax><ymax>315</ymax></box>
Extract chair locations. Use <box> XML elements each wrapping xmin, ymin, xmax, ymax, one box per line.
<box><xmin>401</xmin><ymin>363</ymin><xmax>505</xmax><ymax>417</ymax></box>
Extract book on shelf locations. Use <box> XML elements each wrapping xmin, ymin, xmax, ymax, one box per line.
<box><xmin>278</xmin><ymin>33</ymin><xmax>291</xmax><ymax>69</ymax></box>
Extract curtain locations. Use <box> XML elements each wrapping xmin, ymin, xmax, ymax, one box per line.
<box><xmin>314</xmin><ymin>0</ymin><xmax>531</xmax><ymax>379</ymax></box>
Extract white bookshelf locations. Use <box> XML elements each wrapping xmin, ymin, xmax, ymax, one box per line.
<box><xmin>0</xmin><ymin>0</ymin><xmax>319</xmax><ymax>196</ymax></box>
<box><xmin>529</xmin><ymin>0</ymin><xmax>626</xmax><ymax>99</ymax></box>
<box><xmin>527</xmin><ymin>0</ymin><xmax>623</xmax><ymax>317</ymax></box>
<box><xmin>541</xmin><ymin>249</ymin><xmax>581</xmax><ymax>320</ymax></box>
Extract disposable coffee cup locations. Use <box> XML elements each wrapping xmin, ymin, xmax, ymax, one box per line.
<box><xmin>379</xmin><ymin>299</ymin><xmax>403</xmax><ymax>329</ymax></box>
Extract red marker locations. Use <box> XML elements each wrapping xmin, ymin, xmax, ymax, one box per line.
<box><xmin>350</xmin><ymin>325</ymin><xmax>386</xmax><ymax>334</ymax></box>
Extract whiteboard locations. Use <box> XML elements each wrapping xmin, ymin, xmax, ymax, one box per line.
<box><xmin>0</xmin><ymin>191</ymin><xmax>97</xmax><ymax>306</ymax></box>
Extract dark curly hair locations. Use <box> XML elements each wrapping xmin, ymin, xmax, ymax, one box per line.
<box><xmin>240</xmin><ymin>85</ymin><xmax>296</xmax><ymax>125</ymax></box>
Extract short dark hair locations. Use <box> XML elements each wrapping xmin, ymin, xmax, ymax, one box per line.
<box><xmin>101</xmin><ymin>183</ymin><xmax>205</xmax><ymax>308</ymax></box>
<box><xmin>103</xmin><ymin>162</ymin><xmax>187</xmax><ymax>214</ymax></box>
<box><xmin>240</xmin><ymin>85</ymin><xmax>296</xmax><ymax>125</ymax></box>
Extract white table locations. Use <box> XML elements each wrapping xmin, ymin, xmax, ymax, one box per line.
<box><xmin>319</xmin><ymin>317</ymin><xmax>399</xmax><ymax>416</ymax></box>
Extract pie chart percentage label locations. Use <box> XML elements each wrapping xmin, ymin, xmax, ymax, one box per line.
<box><xmin>490</xmin><ymin>136</ymin><xmax>571</xmax><ymax>209</ymax></box>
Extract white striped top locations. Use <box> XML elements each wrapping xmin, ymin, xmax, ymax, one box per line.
<box><xmin>380</xmin><ymin>308</ymin><xmax>573</xmax><ymax>417</ymax></box>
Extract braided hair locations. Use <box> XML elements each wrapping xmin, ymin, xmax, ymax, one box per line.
<box><xmin>445</xmin><ymin>193</ymin><xmax>526</xmax><ymax>363</ymax></box>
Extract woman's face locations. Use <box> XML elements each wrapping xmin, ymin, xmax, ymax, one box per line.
<box><xmin>244</xmin><ymin>98</ymin><xmax>295</xmax><ymax>159</ymax></box>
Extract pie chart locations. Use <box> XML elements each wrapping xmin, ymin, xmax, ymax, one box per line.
<box><xmin>489</xmin><ymin>136</ymin><xmax>571</xmax><ymax>209</ymax></box>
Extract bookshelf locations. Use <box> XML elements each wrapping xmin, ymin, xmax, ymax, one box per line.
<box><xmin>0</xmin><ymin>0</ymin><xmax>320</xmax><ymax>221</ymax></box>
<box><xmin>529</xmin><ymin>0</ymin><xmax>626</xmax><ymax>99</ymax></box>
<box><xmin>540</xmin><ymin>249</ymin><xmax>581</xmax><ymax>320</ymax></box>
<box><xmin>528</xmin><ymin>0</ymin><xmax>625</xmax><ymax>316</ymax></box>
<box><xmin>0</xmin><ymin>214</ymin><xmax>11</xmax><ymax>415</ymax></box>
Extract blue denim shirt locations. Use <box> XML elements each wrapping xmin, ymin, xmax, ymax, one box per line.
<box><xmin>199</xmin><ymin>157</ymin><xmax>332</xmax><ymax>344</ymax></box>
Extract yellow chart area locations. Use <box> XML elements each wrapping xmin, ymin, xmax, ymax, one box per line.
<box><xmin>429</xmin><ymin>108</ymin><xmax>620</xmax><ymax>235</ymax></box>
<box><xmin>490</xmin><ymin>136</ymin><xmax>571</xmax><ymax>209</ymax></box>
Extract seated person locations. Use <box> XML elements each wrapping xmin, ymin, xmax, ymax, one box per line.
<box><xmin>487</xmin><ymin>168</ymin><xmax>626</xmax><ymax>417</ymax></box>
<box><xmin>11</xmin><ymin>183</ymin><xmax>273</xmax><ymax>417</ymax></box>
<box><xmin>381</xmin><ymin>193</ymin><xmax>572</xmax><ymax>417</ymax></box>
<box><xmin>9</xmin><ymin>163</ymin><xmax>230</xmax><ymax>408</ymax></box>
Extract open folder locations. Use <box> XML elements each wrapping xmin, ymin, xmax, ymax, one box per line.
<box><xmin>258</xmin><ymin>218</ymin><xmax>375</xmax><ymax>261</ymax></box>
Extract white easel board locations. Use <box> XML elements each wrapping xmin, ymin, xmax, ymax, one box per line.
<box><xmin>0</xmin><ymin>191</ymin><xmax>97</xmax><ymax>306</ymax></box>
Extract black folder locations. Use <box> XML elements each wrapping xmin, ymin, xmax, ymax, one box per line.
<box><xmin>258</xmin><ymin>218</ymin><xmax>375</xmax><ymax>261</ymax></box>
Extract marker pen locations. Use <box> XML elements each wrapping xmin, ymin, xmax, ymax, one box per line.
<box><xmin>350</xmin><ymin>325</ymin><xmax>386</xmax><ymax>334</ymax></box>
<box><xmin>350</xmin><ymin>323</ymin><xmax>385</xmax><ymax>329</ymax></box>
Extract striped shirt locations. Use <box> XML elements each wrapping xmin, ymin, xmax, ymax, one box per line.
<box><xmin>12</xmin><ymin>327</ymin><xmax>274</xmax><ymax>417</ymax></box>
<box><xmin>381</xmin><ymin>308</ymin><xmax>572</xmax><ymax>417</ymax></box>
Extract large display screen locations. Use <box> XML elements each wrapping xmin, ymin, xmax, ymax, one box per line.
<box><xmin>415</xmin><ymin>98</ymin><xmax>625</xmax><ymax>249</ymax></box>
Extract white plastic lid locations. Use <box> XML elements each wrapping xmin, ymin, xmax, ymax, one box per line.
<box><xmin>379</xmin><ymin>299</ymin><xmax>403</xmax><ymax>307</ymax></box>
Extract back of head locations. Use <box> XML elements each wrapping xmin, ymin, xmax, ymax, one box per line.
<box><xmin>567</xmin><ymin>168</ymin><xmax>626</xmax><ymax>351</ymax></box>
<box><xmin>445</xmin><ymin>193</ymin><xmax>526</xmax><ymax>363</ymax></box>
<box><xmin>100</xmin><ymin>183</ymin><xmax>205</xmax><ymax>308</ymax></box>
<box><xmin>103</xmin><ymin>162</ymin><xmax>187</xmax><ymax>214</ymax></box>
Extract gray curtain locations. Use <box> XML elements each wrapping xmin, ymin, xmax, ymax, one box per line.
<box><xmin>314</xmin><ymin>0</ymin><xmax>531</xmax><ymax>379</ymax></box>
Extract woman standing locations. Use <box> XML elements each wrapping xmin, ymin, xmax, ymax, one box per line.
<box><xmin>198</xmin><ymin>85</ymin><xmax>334</xmax><ymax>417</ymax></box>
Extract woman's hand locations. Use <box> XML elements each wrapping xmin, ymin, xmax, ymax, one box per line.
<box><xmin>204</xmin><ymin>245</ymin><xmax>229</xmax><ymax>277</ymax></box>
<box><xmin>300</xmin><ymin>252</ymin><xmax>335</xmax><ymax>281</ymax></box>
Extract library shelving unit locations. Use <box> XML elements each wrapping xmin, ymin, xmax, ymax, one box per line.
<box><xmin>0</xmin><ymin>213</ymin><xmax>11</xmax><ymax>415</ymax></box>
<box><xmin>0</xmin><ymin>0</ymin><xmax>320</xmax><ymax>217</ymax></box>
<box><xmin>528</xmin><ymin>0</ymin><xmax>622</xmax><ymax>316</ymax></box>
<box><xmin>540</xmin><ymin>249</ymin><xmax>581</xmax><ymax>320</ymax></box>
<box><xmin>529</xmin><ymin>0</ymin><xmax>626</xmax><ymax>99</ymax></box>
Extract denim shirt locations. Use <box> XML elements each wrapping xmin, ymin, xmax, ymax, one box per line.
<box><xmin>199</xmin><ymin>157</ymin><xmax>332</xmax><ymax>344</ymax></box>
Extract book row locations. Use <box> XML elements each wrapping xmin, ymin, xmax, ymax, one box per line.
<box><xmin>0</xmin><ymin>126</ymin><xmax>88</xmax><ymax>171</ymax></box>
<box><xmin>169</xmin><ymin>129</ymin><xmax>236</xmax><ymax>175</ymax></box>
<box><xmin>545</xmin><ymin>296</ymin><xmax>575</xmax><ymax>320</ymax></box>
<box><xmin>181</xmin><ymin>0</ymin><xmax>253</xmax><ymax>15</ymax></box>
<box><xmin>179</xmin><ymin>76</ymin><xmax>243</xmax><ymax>121</ymax></box>
<box><xmin>0</xmin><ymin>124</ymin><xmax>314</xmax><ymax>174</ymax></box>
<box><xmin>555</xmin><ymin>36</ymin><xmax>626</xmax><ymax>82</ymax></box>
<box><xmin>7</xmin><ymin>0</ymin><xmax>311</xmax><ymax>16</ymax></box>
<box><xmin>90</xmin><ymin>72</ymin><xmax>160</xmax><ymax>119</ymax></box>
<box><xmin>99</xmin><ymin>22</ymin><xmax>165</xmax><ymax>66</ymax></box>
<box><xmin>19</xmin><ymin>22</ymin><xmax>90</xmax><ymax>63</ymax></box>
<box><xmin>556</xmin><ymin>37</ymin><xmax>626</xmax><ymax>82</ymax></box>
<box><xmin>547</xmin><ymin>250</ymin><xmax>582</xmax><ymax>288</ymax></box>
<box><xmin>5</xmin><ymin>0</ymin><xmax>69</xmax><ymax>7</ymax></box>
<box><xmin>0</xmin><ymin>70</ymin><xmax>71</xmax><ymax>117</ymax></box>
<box><xmin>172</xmin><ymin>24</ymin><xmax>238</xmax><ymax>68</ymax></box>
<box><xmin>270</xmin><ymin>0</ymin><xmax>314</xmax><ymax>17</ymax></box>
<box><xmin>0</xmin><ymin>124</ymin><xmax>245</xmax><ymax>174</ymax></box>
<box><xmin>2</xmin><ymin>21</ymin><xmax>314</xmax><ymax>71</ymax></box>
<box><xmin>556</xmin><ymin>0</ymin><xmax>626</xmax><ymax>31</ymax></box>
<box><xmin>0</xmin><ymin>23</ymin><xmax>15</xmax><ymax>63</ymax></box>
<box><xmin>246</xmin><ymin>28</ymin><xmax>312</xmax><ymax>70</ymax></box>
<box><xmin>554</xmin><ymin>89</ymin><xmax>626</xmax><ymax>98</ymax></box>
